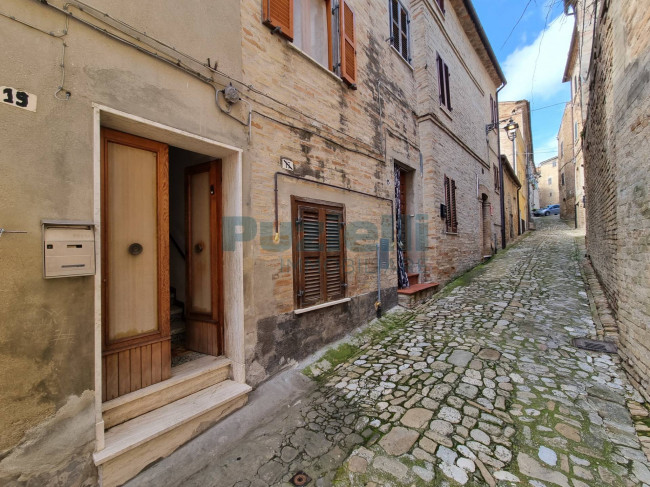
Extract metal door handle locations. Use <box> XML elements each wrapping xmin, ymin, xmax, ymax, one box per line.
<box><xmin>128</xmin><ymin>243</ymin><xmax>143</xmax><ymax>255</ymax></box>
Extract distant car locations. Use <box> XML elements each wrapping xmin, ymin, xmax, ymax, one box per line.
<box><xmin>533</xmin><ymin>204</ymin><xmax>560</xmax><ymax>216</ymax></box>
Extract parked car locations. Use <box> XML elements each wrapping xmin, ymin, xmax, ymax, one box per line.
<box><xmin>533</xmin><ymin>204</ymin><xmax>560</xmax><ymax>216</ymax></box>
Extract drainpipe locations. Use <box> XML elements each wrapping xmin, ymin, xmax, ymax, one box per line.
<box><xmin>496</xmin><ymin>84</ymin><xmax>507</xmax><ymax>249</ymax></box>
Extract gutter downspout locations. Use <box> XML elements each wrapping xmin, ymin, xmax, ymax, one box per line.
<box><xmin>496</xmin><ymin>84</ymin><xmax>507</xmax><ymax>249</ymax></box>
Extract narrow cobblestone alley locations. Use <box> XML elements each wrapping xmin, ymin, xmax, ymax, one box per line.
<box><xmin>130</xmin><ymin>217</ymin><xmax>650</xmax><ymax>487</ymax></box>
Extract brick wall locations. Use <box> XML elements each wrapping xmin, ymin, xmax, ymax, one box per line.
<box><xmin>558</xmin><ymin>103</ymin><xmax>576</xmax><ymax>221</ymax></box>
<box><xmin>583</xmin><ymin>0</ymin><xmax>650</xmax><ymax>399</ymax></box>
<box><xmin>412</xmin><ymin>0</ymin><xmax>502</xmax><ymax>282</ymax></box>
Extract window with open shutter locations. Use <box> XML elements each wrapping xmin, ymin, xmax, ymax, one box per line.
<box><xmin>437</xmin><ymin>54</ymin><xmax>452</xmax><ymax>111</ymax></box>
<box><xmin>444</xmin><ymin>176</ymin><xmax>458</xmax><ymax>233</ymax></box>
<box><xmin>340</xmin><ymin>0</ymin><xmax>357</xmax><ymax>86</ymax></box>
<box><xmin>292</xmin><ymin>197</ymin><xmax>346</xmax><ymax>309</ymax></box>
<box><xmin>263</xmin><ymin>0</ymin><xmax>294</xmax><ymax>41</ymax></box>
<box><xmin>389</xmin><ymin>0</ymin><xmax>411</xmax><ymax>63</ymax></box>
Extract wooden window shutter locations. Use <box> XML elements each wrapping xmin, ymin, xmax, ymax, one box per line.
<box><xmin>293</xmin><ymin>199</ymin><xmax>346</xmax><ymax>309</ymax></box>
<box><xmin>444</xmin><ymin>63</ymin><xmax>451</xmax><ymax>110</ymax></box>
<box><xmin>263</xmin><ymin>0</ymin><xmax>294</xmax><ymax>41</ymax></box>
<box><xmin>444</xmin><ymin>176</ymin><xmax>451</xmax><ymax>231</ymax></box>
<box><xmin>324</xmin><ymin>211</ymin><xmax>345</xmax><ymax>300</ymax></box>
<box><xmin>298</xmin><ymin>206</ymin><xmax>322</xmax><ymax>307</ymax></box>
<box><xmin>340</xmin><ymin>0</ymin><xmax>357</xmax><ymax>87</ymax></box>
<box><xmin>450</xmin><ymin>179</ymin><xmax>458</xmax><ymax>233</ymax></box>
<box><xmin>437</xmin><ymin>55</ymin><xmax>445</xmax><ymax>106</ymax></box>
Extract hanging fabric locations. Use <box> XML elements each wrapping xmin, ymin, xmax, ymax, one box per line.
<box><xmin>394</xmin><ymin>166</ymin><xmax>409</xmax><ymax>289</ymax></box>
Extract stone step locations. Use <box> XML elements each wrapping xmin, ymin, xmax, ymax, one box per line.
<box><xmin>102</xmin><ymin>355</ymin><xmax>232</xmax><ymax>429</ymax></box>
<box><xmin>397</xmin><ymin>282</ymin><xmax>440</xmax><ymax>309</ymax></box>
<box><xmin>95</xmin><ymin>379</ymin><xmax>250</xmax><ymax>487</ymax></box>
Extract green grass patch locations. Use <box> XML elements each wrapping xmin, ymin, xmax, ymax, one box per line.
<box><xmin>303</xmin><ymin>309</ymin><xmax>415</xmax><ymax>380</ymax></box>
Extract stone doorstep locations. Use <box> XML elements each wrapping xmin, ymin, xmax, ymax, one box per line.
<box><xmin>95</xmin><ymin>380</ymin><xmax>251</xmax><ymax>487</ymax></box>
<box><xmin>102</xmin><ymin>355</ymin><xmax>233</xmax><ymax>429</ymax></box>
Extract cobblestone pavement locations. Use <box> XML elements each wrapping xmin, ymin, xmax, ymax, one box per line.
<box><xmin>132</xmin><ymin>217</ymin><xmax>650</xmax><ymax>487</ymax></box>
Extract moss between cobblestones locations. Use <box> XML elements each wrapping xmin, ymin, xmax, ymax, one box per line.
<box><xmin>303</xmin><ymin>310</ymin><xmax>415</xmax><ymax>380</ymax></box>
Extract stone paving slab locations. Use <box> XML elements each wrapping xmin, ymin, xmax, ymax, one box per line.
<box><xmin>128</xmin><ymin>217</ymin><xmax>650</xmax><ymax>487</ymax></box>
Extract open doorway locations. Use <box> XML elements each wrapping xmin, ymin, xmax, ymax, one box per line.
<box><xmin>169</xmin><ymin>149</ymin><xmax>223</xmax><ymax>367</ymax></box>
<box><xmin>101</xmin><ymin>130</ymin><xmax>224</xmax><ymax>401</ymax></box>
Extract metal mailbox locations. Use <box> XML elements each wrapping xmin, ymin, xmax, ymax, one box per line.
<box><xmin>42</xmin><ymin>221</ymin><xmax>96</xmax><ymax>278</ymax></box>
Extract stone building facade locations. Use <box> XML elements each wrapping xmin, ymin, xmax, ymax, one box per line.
<box><xmin>557</xmin><ymin>102</ymin><xmax>577</xmax><ymax>223</ymax></box>
<box><xmin>501</xmin><ymin>155</ymin><xmax>521</xmax><ymax>243</ymax></box>
<box><xmin>537</xmin><ymin>156</ymin><xmax>560</xmax><ymax>209</ymax></box>
<box><xmin>412</xmin><ymin>0</ymin><xmax>505</xmax><ymax>274</ymax></box>
<box><xmin>562</xmin><ymin>4</ymin><xmax>594</xmax><ymax>229</ymax></box>
<box><xmin>0</xmin><ymin>0</ymin><xmax>504</xmax><ymax>484</ymax></box>
<box><xmin>579</xmin><ymin>0</ymin><xmax>650</xmax><ymax>400</ymax></box>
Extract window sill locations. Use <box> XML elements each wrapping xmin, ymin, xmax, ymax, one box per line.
<box><xmin>390</xmin><ymin>46</ymin><xmax>414</xmax><ymax>72</ymax></box>
<box><xmin>439</xmin><ymin>104</ymin><xmax>453</xmax><ymax>121</ymax></box>
<box><xmin>286</xmin><ymin>42</ymin><xmax>345</xmax><ymax>86</ymax></box>
<box><xmin>294</xmin><ymin>297</ymin><xmax>351</xmax><ymax>315</ymax></box>
<box><xmin>444</xmin><ymin>231</ymin><xmax>458</xmax><ymax>236</ymax></box>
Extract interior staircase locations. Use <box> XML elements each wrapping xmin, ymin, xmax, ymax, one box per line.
<box><xmin>397</xmin><ymin>272</ymin><xmax>440</xmax><ymax>308</ymax></box>
<box><xmin>95</xmin><ymin>355</ymin><xmax>250</xmax><ymax>486</ymax></box>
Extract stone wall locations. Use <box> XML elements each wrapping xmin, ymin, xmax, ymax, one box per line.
<box><xmin>240</xmin><ymin>0</ymin><xmax>417</xmax><ymax>383</ymax></box>
<box><xmin>583</xmin><ymin>0</ymin><xmax>650</xmax><ymax>400</ymax></box>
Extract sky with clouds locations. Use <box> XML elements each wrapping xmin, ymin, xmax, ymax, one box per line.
<box><xmin>474</xmin><ymin>0</ymin><xmax>574</xmax><ymax>165</ymax></box>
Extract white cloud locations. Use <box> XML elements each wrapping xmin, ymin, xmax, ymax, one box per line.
<box><xmin>500</xmin><ymin>14</ymin><xmax>574</xmax><ymax>102</ymax></box>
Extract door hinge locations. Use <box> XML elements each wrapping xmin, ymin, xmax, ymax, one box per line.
<box><xmin>295</xmin><ymin>217</ymin><xmax>303</xmax><ymax>225</ymax></box>
<box><xmin>340</xmin><ymin>221</ymin><xmax>346</xmax><ymax>227</ymax></box>
<box><xmin>297</xmin><ymin>290</ymin><xmax>305</xmax><ymax>297</ymax></box>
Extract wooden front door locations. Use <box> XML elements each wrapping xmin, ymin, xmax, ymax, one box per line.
<box><xmin>101</xmin><ymin>129</ymin><xmax>170</xmax><ymax>401</ymax></box>
<box><xmin>185</xmin><ymin>161</ymin><xmax>223</xmax><ymax>356</ymax></box>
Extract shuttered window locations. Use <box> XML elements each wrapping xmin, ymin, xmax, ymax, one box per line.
<box><xmin>437</xmin><ymin>54</ymin><xmax>452</xmax><ymax>111</ymax></box>
<box><xmin>263</xmin><ymin>0</ymin><xmax>294</xmax><ymax>40</ymax></box>
<box><xmin>493</xmin><ymin>164</ymin><xmax>500</xmax><ymax>193</ymax></box>
<box><xmin>340</xmin><ymin>0</ymin><xmax>357</xmax><ymax>86</ymax></box>
<box><xmin>389</xmin><ymin>0</ymin><xmax>411</xmax><ymax>63</ymax></box>
<box><xmin>262</xmin><ymin>0</ymin><xmax>357</xmax><ymax>87</ymax></box>
<box><xmin>292</xmin><ymin>198</ymin><xmax>346</xmax><ymax>309</ymax></box>
<box><xmin>444</xmin><ymin>176</ymin><xmax>458</xmax><ymax>233</ymax></box>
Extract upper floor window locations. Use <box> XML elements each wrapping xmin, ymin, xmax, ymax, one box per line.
<box><xmin>574</xmin><ymin>121</ymin><xmax>579</xmax><ymax>141</ymax></box>
<box><xmin>552</xmin><ymin>160</ymin><xmax>557</xmax><ymax>167</ymax></box>
<box><xmin>493</xmin><ymin>164</ymin><xmax>500</xmax><ymax>193</ymax></box>
<box><xmin>548</xmin><ymin>177</ymin><xmax>552</xmax><ymax>185</ymax></box>
<box><xmin>561</xmin><ymin>173</ymin><xmax>565</xmax><ymax>186</ymax></box>
<box><xmin>389</xmin><ymin>0</ymin><xmax>411</xmax><ymax>63</ymax></box>
<box><xmin>489</xmin><ymin>95</ymin><xmax>498</xmax><ymax>125</ymax></box>
<box><xmin>435</xmin><ymin>0</ymin><xmax>445</xmax><ymax>13</ymax></box>
<box><xmin>437</xmin><ymin>54</ymin><xmax>452</xmax><ymax>111</ymax></box>
<box><xmin>263</xmin><ymin>0</ymin><xmax>357</xmax><ymax>87</ymax></box>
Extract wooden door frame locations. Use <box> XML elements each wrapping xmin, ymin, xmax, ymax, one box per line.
<box><xmin>185</xmin><ymin>160</ymin><xmax>224</xmax><ymax>355</ymax></box>
<box><xmin>100</xmin><ymin>128</ymin><xmax>170</xmax><ymax>354</ymax></box>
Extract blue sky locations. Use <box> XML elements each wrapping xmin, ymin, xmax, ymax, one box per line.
<box><xmin>474</xmin><ymin>0</ymin><xmax>574</xmax><ymax>165</ymax></box>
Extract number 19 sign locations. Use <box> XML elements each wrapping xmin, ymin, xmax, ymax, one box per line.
<box><xmin>1</xmin><ymin>86</ymin><xmax>37</xmax><ymax>112</ymax></box>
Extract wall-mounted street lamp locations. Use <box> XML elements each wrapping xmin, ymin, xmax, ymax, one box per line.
<box><xmin>504</xmin><ymin>118</ymin><xmax>519</xmax><ymax>141</ymax></box>
<box><xmin>504</xmin><ymin>118</ymin><xmax>522</xmax><ymax>235</ymax></box>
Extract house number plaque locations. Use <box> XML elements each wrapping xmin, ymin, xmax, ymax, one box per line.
<box><xmin>1</xmin><ymin>86</ymin><xmax>37</xmax><ymax>112</ymax></box>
